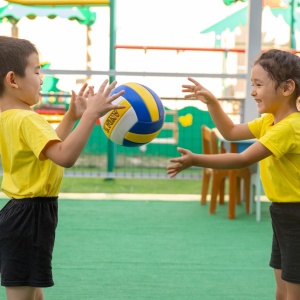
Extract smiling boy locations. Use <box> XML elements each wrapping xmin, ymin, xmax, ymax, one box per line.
<box><xmin>0</xmin><ymin>36</ymin><xmax>125</xmax><ymax>300</ymax></box>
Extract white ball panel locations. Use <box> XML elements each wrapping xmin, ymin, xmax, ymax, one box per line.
<box><xmin>110</xmin><ymin>107</ymin><xmax>138</xmax><ymax>145</ymax></box>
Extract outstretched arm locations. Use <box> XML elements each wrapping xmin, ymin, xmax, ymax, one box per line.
<box><xmin>167</xmin><ymin>142</ymin><xmax>272</xmax><ymax>178</ymax></box>
<box><xmin>42</xmin><ymin>79</ymin><xmax>125</xmax><ymax>168</ymax></box>
<box><xmin>183</xmin><ymin>77</ymin><xmax>254</xmax><ymax>141</ymax></box>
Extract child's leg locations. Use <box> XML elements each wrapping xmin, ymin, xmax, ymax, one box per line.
<box><xmin>5</xmin><ymin>286</ymin><xmax>37</xmax><ymax>300</ymax></box>
<box><xmin>274</xmin><ymin>269</ymin><xmax>300</xmax><ymax>300</ymax></box>
<box><xmin>274</xmin><ymin>269</ymin><xmax>287</xmax><ymax>300</ymax></box>
<box><xmin>35</xmin><ymin>288</ymin><xmax>44</xmax><ymax>300</ymax></box>
<box><xmin>285</xmin><ymin>282</ymin><xmax>300</xmax><ymax>300</ymax></box>
<box><xmin>5</xmin><ymin>287</ymin><xmax>44</xmax><ymax>300</ymax></box>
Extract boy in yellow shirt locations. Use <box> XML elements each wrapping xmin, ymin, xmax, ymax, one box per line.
<box><xmin>0</xmin><ymin>36</ymin><xmax>125</xmax><ymax>300</ymax></box>
<box><xmin>168</xmin><ymin>49</ymin><xmax>300</xmax><ymax>299</ymax></box>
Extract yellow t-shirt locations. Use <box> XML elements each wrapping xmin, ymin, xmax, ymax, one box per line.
<box><xmin>0</xmin><ymin>109</ymin><xmax>64</xmax><ymax>199</ymax></box>
<box><xmin>248</xmin><ymin>112</ymin><xmax>300</xmax><ymax>202</ymax></box>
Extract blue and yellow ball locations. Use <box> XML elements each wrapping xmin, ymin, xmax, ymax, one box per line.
<box><xmin>100</xmin><ymin>82</ymin><xmax>165</xmax><ymax>147</ymax></box>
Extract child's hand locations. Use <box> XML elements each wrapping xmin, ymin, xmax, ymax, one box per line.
<box><xmin>85</xmin><ymin>79</ymin><xmax>125</xmax><ymax>119</ymax></box>
<box><xmin>182</xmin><ymin>77</ymin><xmax>217</xmax><ymax>105</ymax></box>
<box><xmin>167</xmin><ymin>147</ymin><xmax>194</xmax><ymax>178</ymax></box>
<box><xmin>68</xmin><ymin>83</ymin><xmax>89</xmax><ymax>121</ymax></box>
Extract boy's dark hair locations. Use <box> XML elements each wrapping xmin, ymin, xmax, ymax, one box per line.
<box><xmin>254</xmin><ymin>49</ymin><xmax>300</xmax><ymax>98</ymax></box>
<box><xmin>0</xmin><ymin>36</ymin><xmax>38</xmax><ymax>96</ymax></box>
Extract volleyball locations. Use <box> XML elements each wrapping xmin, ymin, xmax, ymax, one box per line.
<box><xmin>100</xmin><ymin>82</ymin><xmax>165</xmax><ymax>147</ymax></box>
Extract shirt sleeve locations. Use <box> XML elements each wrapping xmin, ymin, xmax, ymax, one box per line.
<box><xmin>248</xmin><ymin>118</ymin><xmax>263</xmax><ymax>139</ymax></box>
<box><xmin>248</xmin><ymin>114</ymin><xmax>294</xmax><ymax>158</ymax></box>
<box><xmin>20</xmin><ymin>114</ymin><xmax>61</xmax><ymax>159</ymax></box>
<box><xmin>259</xmin><ymin>122</ymin><xmax>295</xmax><ymax>158</ymax></box>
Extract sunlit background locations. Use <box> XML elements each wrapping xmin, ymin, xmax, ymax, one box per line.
<box><xmin>0</xmin><ymin>0</ymin><xmax>298</xmax><ymax>179</ymax></box>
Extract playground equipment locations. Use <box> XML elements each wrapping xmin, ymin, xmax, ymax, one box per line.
<box><xmin>213</xmin><ymin>0</ymin><xmax>300</xmax><ymax>49</ymax></box>
<box><xmin>0</xmin><ymin>2</ymin><xmax>96</xmax><ymax>77</ymax></box>
<box><xmin>0</xmin><ymin>2</ymin><xmax>98</xmax><ymax>127</ymax></box>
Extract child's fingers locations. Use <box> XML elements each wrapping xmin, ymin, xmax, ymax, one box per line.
<box><xmin>78</xmin><ymin>83</ymin><xmax>88</xmax><ymax>97</ymax></box>
<box><xmin>109</xmin><ymin>90</ymin><xmax>124</xmax><ymax>102</ymax></box>
<box><xmin>184</xmin><ymin>93</ymin><xmax>196</xmax><ymax>99</ymax></box>
<box><xmin>97</xmin><ymin>79</ymin><xmax>109</xmax><ymax>94</ymax></box>
<box><xmin>182</xmin><ymin>84</ymin><xmax>195</xmax><ymax>89</ymax></box>
<box><xmin>166</xmin><ymin>168</ymin><xmax>179</xmax><ymax>178</ymax></box>
<box><xmin>187</xmin><ymin>77</ymin><xmax>200</xmax><ymax>85</ymax></box>
<box><xmin>169</xmin><ymin>158</ymin><xmax>180</xmax><ymax>163</ymax></box>
<box><xmin>114</xmin><ymin>104</ymin><xmax>126</xmax><ymax>110</ymax></box>
<box><xmin>177</xmin><ymin>147</ymin><xmax>186</xmax><ymax>154</ymax></box>
<box><xmin>84</xmin><ymin>86</ymin><xmax>94</xmax><ymax>98</ymax></box>
<box><xmin>69</xmin><ymin>90</ymin><xmax>76</xmax><ymax>103</ymax></box>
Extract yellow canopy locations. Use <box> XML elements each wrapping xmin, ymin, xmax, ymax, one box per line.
<box><xmin>6</xmin><ymin>0</ymin><xmax>109</xmax><ymax>5</ymax></box>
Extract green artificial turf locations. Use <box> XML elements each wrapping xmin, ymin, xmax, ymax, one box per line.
<box><xmin>0</xmin><ymin>198</ymin><xmax>274</xmax><ymax>300</ymax></box>
<box><xmin>59</xmin><ymin>177</ymin><xmax>202</xmax><ymax>194</ymax></box>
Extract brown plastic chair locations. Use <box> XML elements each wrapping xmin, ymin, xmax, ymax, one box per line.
<box><xmin>200</xmin><ymin>126</ymin><xmax>251</xmax><ymax>219</ymax></box>
<box><xmin>201</xmin><ymin>125</ymin><xmax>227</xmax><ymax>206</ymax></box>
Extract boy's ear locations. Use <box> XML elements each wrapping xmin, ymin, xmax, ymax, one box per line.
<box><xmin>5</xmin><ymin>71</ymin><xmax>18</xmax><ymax>88</ymax></box>
<box><xmin>283</xmin><ymin>79</ymin><xmax>295</xmax><ymax>95</ymax></box>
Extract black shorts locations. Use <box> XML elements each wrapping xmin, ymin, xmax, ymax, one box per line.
<box><xmin>0</xmin><ymin>197</ymin><xmax>58</xmax><ymax>287</ymax></box>
<box><xmin>269</xmin><ymin>202</ymin><xmax>300</xmax><ymax>284</ymax></box>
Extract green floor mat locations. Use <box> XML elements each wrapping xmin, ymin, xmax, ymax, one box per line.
<box><xmin>0</xmin><ymin>199</ymin><xmax>274</xmax><ymax>300</ymax></box>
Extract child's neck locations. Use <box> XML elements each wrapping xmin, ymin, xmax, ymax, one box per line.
<box><xmin>0</xmin><ymin>97</ymin><xmax>32</xmax><ymax>112</ymax></box>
